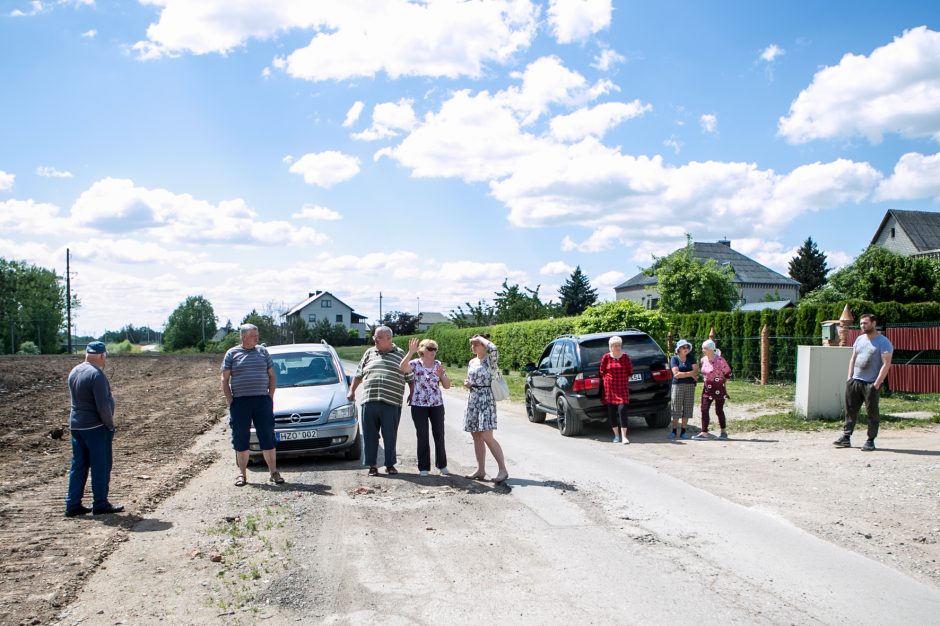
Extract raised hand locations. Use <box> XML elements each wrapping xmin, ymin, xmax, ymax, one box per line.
<box><xmin>435</xmin><ymin>362</ymin><xmax>445</xmax><ymax>377</ymax></box>
<box><xmin>408</xmin><ymin>337</ymin><xmax>420</xmax><ymax>354</ymax></box>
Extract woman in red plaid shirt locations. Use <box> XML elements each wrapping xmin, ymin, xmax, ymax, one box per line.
<box><xmin>599</xmin><ymin>336</ymin><xmax>633</xmax><ymax>444</ymax></box>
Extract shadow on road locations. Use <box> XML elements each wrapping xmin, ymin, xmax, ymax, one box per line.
<box><xmin>879</xmin><ymin>448</ymin><xmax>940</xmax><ymax>456</ymax></box>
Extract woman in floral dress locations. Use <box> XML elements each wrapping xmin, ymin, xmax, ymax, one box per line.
<box><xmin>462</xmin><ymin>335</ymin><xmax>509</xmax><ymax>483</ymax></box>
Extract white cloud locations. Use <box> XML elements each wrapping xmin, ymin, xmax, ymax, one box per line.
<box><xmin>288</xmin><ymin>151</ymin><xmax>360</xmax><ymax>188</ymax></box>
<box><xmin>343</xmin><ymin>101</ymin><xmax>365</xmax><ymax>128</ymax></box>
<box><xmin>591</xmin><ymin>47</ymin><xmax>625</xmax><ymax>71</ymax></box>
<box><xmin>282</xmin><ymin>154</ymin><xmax>294</xmax><ymax>165</ymax></box>
<box><xmin>700</xmin><ymin>113</ymin><xmax>718</xmax><ymax>134</ymax></box>
<box><xmin>664</xmin><ymin>136</ymin><xmax>682</xmax><ymax>154</ymax></box>
<box><xmin>874</xmin><ymin>151</ymin><xmax>940</xmax><ymax>201</ymax></box>
<box><xmin>81</xmin><ymin>29</ymin><xmax>96</xmax><ymax>38</ymax></box>
<box><xmin>0</xmin><ymin>198</ymin><xmax>72</xmax><ymax>234</ymax></box>
<box><xmin>0</xmin><ymin>171</ymin><xmax>14</xmax><ymax>191</ymax></box>
<box><xmin>36</xmin><ymin>165</ymin><xmax>74</xmax><ymax>178</ymax></box>
<box><xmin>759</xmin><ymin>44</ymin><xmax>784</xmax><ymax>63</ymax></box>
<box><xmin>68</xmin><ymin>237</ymin><xmax>173</xmax><ymax>264</ymax></box>
<box><xmin>292</xmin><ymin>205</ymin><xmax>342</xmax><ymax>221</ymax></box>
<box><xmin>779</xmin><ymin>26</ymin><xmax>940</xmax><ymax>144</ymax></box>
<box><xmin>540</xmin><ymin>260</ymin><xmax>575</xmax><ymax>275</ymax></box>
<box><xmin>134</xmin><ymin>0</ymin><xmax>539</xmax><ymax>81</ymax></box>
<box><xmin>10</xmin><ymin>1</ymin><xmax>45</xmax><ymax>17</ymax></box>
<box><xmin>592</xmin><ymin>270</ymin><xmax>627</xmax><ymax>293</ymax></box>
<box><xmin>69</xmin><ymin>177</ymin><xmax>329</xmax><ymax>246</ymax></box>
<box><xmin>549</xmin><ymin>100</ymin><xmax>652</xmax><ymax>142</ymax></box>
<box><xmin>547</xmin><ymin>0</ymin><xmax>612</xmax><ymax>44</ymax></box>
<box><xmin>352</xmin><ymin>99</ymin><xmax>417</xmax><ymax>141</ymax></box>
<box><xmin>0</xmin><ymin>238</ymin><xmax>55</xmax><ymax>266</ymax></box>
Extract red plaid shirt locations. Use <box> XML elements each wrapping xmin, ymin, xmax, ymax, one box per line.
<box><xmin>600</xmin><ymin>352</ymin><xmax>632</xmax><ymax>405</ymax></box>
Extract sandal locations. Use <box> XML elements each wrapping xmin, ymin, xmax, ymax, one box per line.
<box><xmin>464</xmin><ymin>471</ymin><xmax>486</xmax><ymax>480</ymax></box>
<box><xmin>493</xmin><ymin>472</ymin><xmax>509</xmax><ymax>484</ymax></box>
<box><xmin>269</xmin><ymin>471</ymin><xmax>285</xmax><ymax>485</ymax></box>
<box><xmin>386</xmin><ymin>466</ymin><xmax>398</xmax><ymax>475</ymax></box>
<box><xmin>234</xmin><ymin>475</ymin><xmax>247</xmax><ymax>487</ymax></box>
<box><xmin>368</xmin><ymin>466</ymin><xmax>379</xmax><ymax>477</ymax></box>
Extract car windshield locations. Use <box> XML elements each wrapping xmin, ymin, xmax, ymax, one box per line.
<box><xmin>272</xmin><ymin>352</ymin><xmax>340</xmax><ymax>387</ymax></box>
<box><xmin>580</xmin><ymin>336</ymin><xmax>665</xmax><ymax>369</ymax></box>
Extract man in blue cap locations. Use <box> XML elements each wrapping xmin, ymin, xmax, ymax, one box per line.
<box><xmin>64</xmin><ymin>341</ymin><xmax>124</xmax><ymax>516</ymax></box>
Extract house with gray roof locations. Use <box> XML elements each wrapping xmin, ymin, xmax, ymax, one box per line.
<box><xmin>871</xmin><ymin>209</ymin><xmax>940</xmax><ymax>260</ymax></box>
<box><xmin>285</xmin><ymin>291</ymin><xmax>368</xmax><ymax>337</ymax></box>
<box><xmin>416</xmin><ymin>312</ymin><xmax>450</xmax><ymax>332</ymax></box>
<box><xmin>614</xmin><ymin>240</ymin><xmax>800</xmax><ymax>309</ymax></box>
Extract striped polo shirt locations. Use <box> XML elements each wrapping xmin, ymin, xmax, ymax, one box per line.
<box><xmin>222</xmin><ymin>345</ymin><xmax>274</xmax><ymax>397</ymax></box>
<box><xmin>355</xmin><ymin>345</ymin><xmax>412</xmax><ymax>406</ymax></box>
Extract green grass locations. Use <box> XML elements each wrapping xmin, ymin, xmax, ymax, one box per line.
<box><xmin>880</xmin><ymin>391</ymin><xmax>940</xmax><ymax>418</ymax></box>
<box><xmin>744</xmin><ymin>410</ymin><xmax>939</xmax><ymax>432</ymax></box>
<box><xmin>335</xmin><ymin>345</ymin><xmax>370</xmax><ymax>361</ymax></box>
<box><xmin>725</xmin><ymin>380</ymin><xmax>793</xmax><ymax>405</ymax></box>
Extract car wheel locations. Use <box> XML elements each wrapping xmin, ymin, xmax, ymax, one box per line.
<box><xmin>526</xmin><ymin>389</ymin><xmax>546</xmax><ymax>423</ymax></box>
<box><xmin>645</xmin><ymin>405</ymin><xmax>671</xmax><ymax>428</ymax></box>
<box><xmin>556</xmin><ymin>396</ymin><xmax>583</xmax><ymax>437</ymax></box>
<box><xmin>343</xmin><ymin>429</ymin><xmax>362</xmax><ymax>460</ymax></box>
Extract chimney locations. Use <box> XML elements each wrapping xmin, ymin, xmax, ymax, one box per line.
<box><xmin>308</xmin><ymin>290</ymin><xmax>323</xmax><ymax>297</ymax></box>
<box><xmin>717</xmin><ymin>239</ymin><xmax>731</xmax><ymax>247</ymax></box>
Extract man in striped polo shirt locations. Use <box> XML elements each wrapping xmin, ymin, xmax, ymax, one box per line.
<box><xmin>221</xmin><ymin>324</ymin><xmax>283</xmax><ymax>486</ymax></box>
<box><xmin>347</xmin><ymin>325</ymin><xmax>413</xmax><ymax>476</ymax></box>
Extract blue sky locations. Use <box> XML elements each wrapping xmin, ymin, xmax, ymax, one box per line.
<box><xmin>2</xmin><ymin>1</ymin><xmax>940</xmax><ymax>336</ymax></box>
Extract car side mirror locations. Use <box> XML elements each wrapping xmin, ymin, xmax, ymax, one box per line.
<box><xmin>524</xmin><ymin>363</ymin><xmax>536</xmax><ymax>373</ymax></box>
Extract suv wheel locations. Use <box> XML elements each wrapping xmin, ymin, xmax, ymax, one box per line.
<box><xmin>556</xmin><ymin>397</ymin><xmax>583</xmax><ymax>437</ymax></box>
<box><xmin>645</xmin><ymin>405</ymin><xmax>671</xmax><ymax>429</ymax></box>
<box><xmin>343</xmin><ymin>429</ymin><xmax>362</xmax><ymax>460</ymax></box>
<box><xmin>526</xmin><ymin>389</ymin><xmax>546</xmax><ymax>423</ymax></box>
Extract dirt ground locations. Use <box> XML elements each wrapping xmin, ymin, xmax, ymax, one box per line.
<box><xmin>0</xmin><ymin>355</ymin><xmax>228</xmax><ymax>626</ymax></box>
<box><xmin>1</xmin><ymin>356</ymin><xmax>938</xmax><ymax>625</ymax></box>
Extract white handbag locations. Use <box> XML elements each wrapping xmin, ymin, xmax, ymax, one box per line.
<box><xmin>491</xmin><ymin>371</ymin><xmax>510</xmax><ymax>402</ymax></box>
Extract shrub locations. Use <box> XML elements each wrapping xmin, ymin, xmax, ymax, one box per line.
<box><xmin>106</xmin><ymin>339</ymin><xmax>138</xmax><ymax>354</ymax></box>
<box><xmin>574</xmin><ymin>300</ymin><xmax>668</xmax><ymax>347</ymax></box>
<box><xmin>16</xmin><ymin>341</ymin><xmax>40</xmax><ymax>355</ymax></box>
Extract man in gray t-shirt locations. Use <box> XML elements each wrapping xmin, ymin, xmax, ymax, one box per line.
<box><xmin>833</xmin><ymin>313</ymin><xmax>893</xmax><ymax>451</ymax></box>
<box><xmin>221</xmin><ymin>324</ymin><xmax>281</xmax><ymax>486</ymax></box>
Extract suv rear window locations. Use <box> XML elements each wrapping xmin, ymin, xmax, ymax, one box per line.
<box><xmin>579</xmin><ymin>336</ymin><xmax>665</xmax><ymax>369</ymax></box>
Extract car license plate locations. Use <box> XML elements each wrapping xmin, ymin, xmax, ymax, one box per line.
<box><xmin>277</xmin><ymin>430</ymin><xmax>317</xmax><ymax>441</ymax></box>
<box><xmin>629</xmin><ymin>373</ymin><xmax>643</xmax><ymax>382</ymax></box>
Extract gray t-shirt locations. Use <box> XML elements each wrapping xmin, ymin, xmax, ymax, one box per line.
<box><xmin>852</xmin><ymin>333</ymin><xmax>893</xmax><ymax>383</ymax></box>
<box><xmin>222</xmin><ymin>345</ymin><xmax>274</xmax><ymax>397</ymax></box>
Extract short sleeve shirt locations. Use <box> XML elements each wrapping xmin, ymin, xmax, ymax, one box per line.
<box><xmin>852</xmin><ymin>333</ymin><xmax>893</xmax><ymax>383</ymax></box>
<box><xmin>409</xmin><ymin>359</ymin><xmax>444</xmax><ymax>407</ymax></box>
<box><xmin>670</xmin><ymin>353</ymin><xmax>696</xmax><ymax>386</ymax></box>
<box><xmin>222</xmin><ymin>345</ymin><xmax>274</xmax><ymax>397</ymax></box>
<box><xmin>355</xmin><ymin>346</ymin><xmax>412</xmax><ymax>406</ymax></box>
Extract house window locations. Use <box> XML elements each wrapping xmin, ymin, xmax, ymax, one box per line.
<box><xmin>890</xmin><ymin>227</ymin><xmax>895</xmax><ymax>238</ymax></box>
<box><xmin>308</xmin><ymin>314</ymin><xmax>316</xmax><ymax>322</ymax></box>
<box><xmin>336</xmin><ymin>315</ymin><xmax>342</xmax><ymax>323</ymax></box>
<box><xmin>321</xmin><ymin>300</ymin><xmax>332</xmax><ymax>308</ymax></box>
<box><xmin>647</xmin><ymin>298</ymin><xmax>659</xmax><ymax>310</ymax></box>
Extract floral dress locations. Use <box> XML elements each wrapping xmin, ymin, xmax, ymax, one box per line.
<box><xmin>464</xmin><ymin>340</ymin><xmax>499</xmax><ymax>432</ymax></box>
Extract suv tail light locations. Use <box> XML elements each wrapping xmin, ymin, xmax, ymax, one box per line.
<box><xmin>650</xmin><ymin>368</ymin><xmax>673</xmax><ymax>382</ymax></box>
<box><xmin>572</xmin><ymin>372</ymin><xmax>601</xmax><ymax>392</ymax></box>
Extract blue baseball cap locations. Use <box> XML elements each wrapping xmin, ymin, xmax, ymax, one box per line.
<box><xmin>86</xmin><ymin>341</ymin><xmax>107</xmax><ymax>354</ymax></box>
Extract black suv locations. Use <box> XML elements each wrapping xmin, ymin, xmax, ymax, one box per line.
<box><xmin>524</xmin><ymin>330</ymin><xmax>672</xmax><ymax>436</ymax></box>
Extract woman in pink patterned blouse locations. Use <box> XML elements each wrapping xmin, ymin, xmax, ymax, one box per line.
<box><xmin>694</xmin><ymin>339</ymin><xmax>732</xmax><ymax>440</ymax></box>
<box><xmin>400</xmin><ymin>338</ymin><xmax>451</xmax><ymax>476</ymax></box>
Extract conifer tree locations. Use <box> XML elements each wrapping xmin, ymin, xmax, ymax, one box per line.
<box><xmin>788</xmin><ymin>237</ymin><xmax>829</xmax><ymax>297</ymax></box>
<box><xmin>558</xmin><ymin>266</ymin><xmax>598</xmax><ymax>316</ymax></box>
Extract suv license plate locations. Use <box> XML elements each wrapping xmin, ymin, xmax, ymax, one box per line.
<box><xmin>277</xmin><ymin>430</ymin><xmax>317</xmax><ymax>441</ymax></box>
<box><xmin>629</xmin><ymin>373</ymin><xmax>642</xmax><ymax>382</ymax></box>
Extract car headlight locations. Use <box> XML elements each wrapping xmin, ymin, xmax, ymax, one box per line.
<box><xmin>328</xmin><ymin>403</ymin><xmax>356</xmax><ymax>421</ymax></box>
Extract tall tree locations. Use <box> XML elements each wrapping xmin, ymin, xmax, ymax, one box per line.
<box><xmin>558</xmin><ymin>266</ymin><xmax>598</xmax><ymax>316</ymax></box>
<box><xmin>379</xmin><ymin>311</ymin><xmax>421</xmax><ymax>336</ymax></box>
<box><xmin>163</xmin><ymin>295</ymin><xmax>217</xmax><ymax>351</ymax></box>
<box><xmin>0</xmin><ymin>258</ymin><xmax>67</xmax><ymax>354</ymax></box>
<box><xmin>802</xmin><ymin>246</ymin><xmax>940</xmax><ymax>305</ymax></box>
<box><xmin>646</xmin><ymin>240</ymin><xmax>738</xmax><ymax>313</ymax></box>
<box><xmin>494</xmin><ymin>280</ymin><xmax>555</xmax><ymax>323</ymax></box>
<box><xmin>242</xmin><ymin>309</ymin><xmax>280</xmax><ymax>345</ymax></box>
<box><xmin>788</xmin><ymin>237</ymin><xmax>830</xmax><ymax>297</ymax></box>
<box><xmin>449</xmin><ymin>299</ymin><xmax>496</xmax><ymax>328</ymax></box>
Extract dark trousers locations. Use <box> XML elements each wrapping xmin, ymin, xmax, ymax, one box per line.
<box><xmin>362</xmin><ymin>401</ymin><xmax>401</xmax><ymax>467</ymax></box>
<box><xmin>66</xmin><ymin>426</ymin><xmax>113</xmax><ymax>510</ymax></box>
<box><xmin>606</xmin><ymin>403</ymin><xmax>629</xmax><ymax>429</ymax></box>
<box><xmin>701</xmin><ymin>396</ymin><xmax>726</xmax><ymax>432</ymax></box>
<box><xmin>844</xmin><ymin>378</ymin><xmax>880</xmax><ymax>440</ymax></box>
<box><xmin>412</xmin><ymin>405</ymin><xmax>447</xmax><ymax>471</ymax></box>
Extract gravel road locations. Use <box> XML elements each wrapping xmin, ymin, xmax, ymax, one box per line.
<box><xmin>57</xmin><ymin>362</ymin><xmax>940</xmax><ymax>625</ymax></box>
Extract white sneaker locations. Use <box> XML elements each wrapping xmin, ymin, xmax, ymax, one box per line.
<box><xmin>439</xmin><ymin>467</ymin><xmax>450</xmax><ymax>476</ymax></box>
<box><xmin>622</xmin><ymin>437</ymin><xmax>630</xmax><ymax>445</ymax></box>
<box><xmin>419</xmin><ymin>470</ymin><xmax>430</xmax><ymax>477</ymax></box>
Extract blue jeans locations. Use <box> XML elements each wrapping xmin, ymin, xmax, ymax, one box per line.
<box><xmin>66</xmin><ymin>426</ymin><xmax>113</xmax><ymax>510</ymax></box>
<box><xmin>361</xmin><ymin>401</ymin><xmax>401</xmax><ymax>467</ymax></box>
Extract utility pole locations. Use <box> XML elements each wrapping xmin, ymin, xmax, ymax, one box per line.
<box><xmin>66</xmin><ymin>248</ymin><xmax>72</xmax><ymax>354</ymax></box>
<box><xmin>417</xmin><ymin>296</ymin><xmax>420</xmax><ymax>313</ymax></box>
<box><xmin>379</xmin><ymin>292</ymin><xmax>383</xmax><ymax>321</ymax></box>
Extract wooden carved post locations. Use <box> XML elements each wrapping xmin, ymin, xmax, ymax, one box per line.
<box><xmin>708</xmin><ymin>327</ymin><xmax>716</xmax><ymax>341</ymax></box>
<box><xmin>667</xmin><ymin>332</ymin><xmax>674</xmax><ymax>354</ymax></box>
<box><xmin>839</xmin><ymin>304</ymin><xmax>853</xmax><ymax>348</ymax></box>
<box><xmin>760</xmin><ymin>324</ymin><xmax>769</xmax><ymax>386</ymax></box>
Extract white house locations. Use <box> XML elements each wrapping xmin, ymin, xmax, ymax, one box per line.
<box><xmin>285</xmin><ymin>291</ymin><xmax>368</xmax><ymax>337</ymax></box>
<box><xmin>416</xmin><ymin>312</ymin><xmax>450</xmax><ymax>332</ymax></box>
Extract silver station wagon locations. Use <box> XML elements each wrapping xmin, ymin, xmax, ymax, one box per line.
<box><xmin>248</xmin><ymin>342</ymin><xmax>360</xmax><ymax>461</ymax></box>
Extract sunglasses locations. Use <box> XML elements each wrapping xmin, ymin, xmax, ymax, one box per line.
<box><xmin>425</xmin><ymin>347</ymin><xmax>437</xmax><ymax>351</ymax></box>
